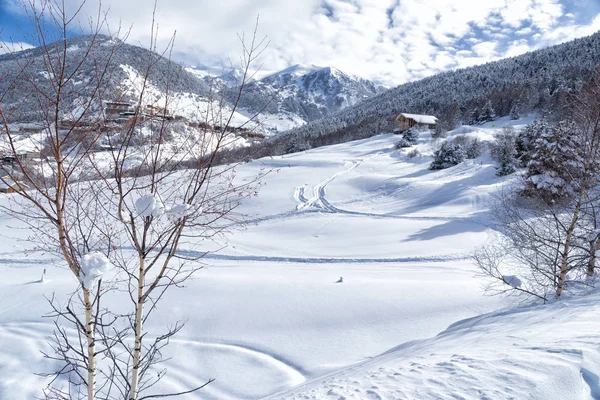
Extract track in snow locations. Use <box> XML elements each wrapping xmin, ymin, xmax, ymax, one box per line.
<box><xmin>177</xmin><ymin>248</ymin><xmax>469</xmax><ymax>264</ymax></box>
<box><xmin>295</xmin><ymin>159</ymin><xmax>363</xmax><ymax>212</ymax></box>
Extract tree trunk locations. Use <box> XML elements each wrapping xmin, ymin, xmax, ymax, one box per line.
<box><xmin>556</xmin><ymin>190</ymin><xmax>587</xmax><ymax>298</ymax></box>
<box><xmin>128</xmin><ymin>255</ymin><xmax>145</xmax><ymax>400</ymax></box>
<box><xmin>588</xmin><ymin>239</ymin><xmax>598</xmax><ymax>277</ymax></box>
<box><xmin>84</xmin><ymin>288</ymin><xmax>96</xmax><ymax>400</ymax></box>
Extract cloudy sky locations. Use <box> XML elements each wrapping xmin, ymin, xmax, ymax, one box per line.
<box><xmin>1</xmin><ymin>0</ymin><xmax>600</xmax><ymax>86</ymax></box>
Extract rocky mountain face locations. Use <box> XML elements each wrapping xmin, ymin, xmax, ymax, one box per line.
<box><xmin>223</xmin><ymin>64</ymin><xmax>386</xmax><ymax>130</ymax></box>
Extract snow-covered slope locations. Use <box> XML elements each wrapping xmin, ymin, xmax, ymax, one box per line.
<box><xmin>0</xmin><ymin>35</ymin><xmax>211</xmax><ymax>123</ymax></box>
<box><xmin>0</xmin><ymin>117</ymin><xmax>596</xmax><ymax>399</ymax></box>
<box><xmin>273</xmin><ymin>287</ymin><xmax>600</xmax><ymax>399</ymax></box>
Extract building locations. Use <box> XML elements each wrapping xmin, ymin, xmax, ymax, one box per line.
<box><xmin>144</xmin><ymin>105</ymin><xmax>172</xmax><ymax>120</ymax></box>
<box><xmin>396</xmin><ymin>113</ymin><xmax>437</xmax><ymax>130</ymax></box>
<box><xmin>0</xmin><ymin>179</ymin><xmax>29</xmax><ymax>193</ymax></box>
<box><xmin>104</xmin><ymin>101</ymin><xmax>135</xmax><ymax>116</ymax></box>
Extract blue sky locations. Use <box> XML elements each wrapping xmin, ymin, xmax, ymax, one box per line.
<box><xmin>1</xmin><ymin>0</ymin><xmax>600</xmax><ymax>86</ymax></box>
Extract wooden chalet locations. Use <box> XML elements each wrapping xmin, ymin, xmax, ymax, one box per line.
<box><xmin>0</xmin><ymin>179</ymin><xmax>29</xmax><ymax>193</ymax></box>
<box><xmin>396</xmin><ymin>113</ymin><xmax>437</xmax><ymax>130</ymax></box>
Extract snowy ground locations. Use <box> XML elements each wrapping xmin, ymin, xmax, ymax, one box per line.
<box><xmin>2</xmin><ymin>117</ymin><xmax>596</xmax><ymax>399</ymax></box>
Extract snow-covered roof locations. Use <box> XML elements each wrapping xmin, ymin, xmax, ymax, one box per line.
<box><xmin>0</xmin><ymin>179</ymin><xmax>28</xmax><ymax>190</ymax></box>
<box><xmin>399</xmin><ymin>113</ymin><xmax>437</xmax><ymax>124</ymax></box>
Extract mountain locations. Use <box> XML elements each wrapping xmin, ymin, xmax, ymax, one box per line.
<box><xmin>0</xmin><ymin>35</ymin><xmax>213</xmax><ymax>123</ymax></box>
<box><xmin>279</xmin><ymin>30</ymin><xmax>600</xmax><ymax>148</ymax></box>
<box><xmin>0</xmin><ymin>35</ymin><xmax>383</xmax><ymax>133</ymax></box>
<box><xmin>222</xmin><ymin>64</ymin><xmax>386</xmax><ymax>132</ymax></box>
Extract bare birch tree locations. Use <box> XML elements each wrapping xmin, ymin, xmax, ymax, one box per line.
<box><xmin>476</xmin><ymin>69</ymin><xmax>600</xmax><ymax>301</ymax></box>
<box><xmin>0</xmin><ymin>1</ymin><xmax>267</xmax><ymax>398</ymax></box>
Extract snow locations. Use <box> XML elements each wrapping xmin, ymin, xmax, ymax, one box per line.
<box><xmin>135</xmin><ymin>194</ymin><xmax>165</xmax><ymax>218</ymax></box>
<box><xmin>0</xmin><ymin>116</ymin><xmax>594</xmax><ymax>399</ymax></box>
<box><xmin>166</xmin><ymin>203</ymin><xmax>194</xmax><ymax>222</ymax></box>
<box><xmin>119</xmin><ymin>64</ymin><xmax>256</xmax><ymax>131</ymax></box>
<box><xmin>400</xmin><ymin>113</ymin><xmax>438</xmax><ymax>125</ymax></box>
<box><xmin>503</xmin><ymin>275</ymin><xmax>522</xmax><ymax>288</ymax></box>
<box><xmin>274</xmin><ymin>287</ymin><xmax>600</xmax><ymax>399</ymax></box>
<box><xmin>80</xmin><ymin>252</ymin><xmax>112</xmax><ymax>289</ymax></box>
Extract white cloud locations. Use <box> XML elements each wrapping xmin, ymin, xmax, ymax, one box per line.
<box><xmin>472</xmin><ymin>42</ymin><xmax>498</xmax><ymax>58</ymax></box>
<box><xmin>4</xmin><ymin>0</ymin><xmax>599</xmax><ymax>86</ymax></box>
<box><xmin>0</xmin><ymin>41</ymin><xmax>34</xmax><ymax>54</ymax></box>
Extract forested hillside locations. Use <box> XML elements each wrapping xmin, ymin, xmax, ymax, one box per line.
<box><xmin>281</xmin><ymin>31</ymin><xmax>600</xmax><ymax>148</ymax></box>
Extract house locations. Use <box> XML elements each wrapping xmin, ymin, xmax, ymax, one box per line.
<box><xmin>18</xmin><ymin>123</ymin><xmax>46</xmax><ymax>133</ymax></box>
<box><xmin>144</xmin><ymin>105</ymin><xmax>172</xmax><ymax>120</ymax></box>
<box><xmin>0</xmin><ymin>179</ymin><xmax>29</xmax><ymax>193</ymax></box>
<box><xmin>104</xmin><ymin>101</ymin><xmax>135</xmax><ymax>116</ymax></box>
<box><xmin>395</xmin><ymin>113</ymin><xmax>437</xmax><ymax>130</ymax></box>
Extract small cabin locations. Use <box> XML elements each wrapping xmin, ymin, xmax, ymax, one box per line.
<box><xmin>0</xmin><ymin>179</ymin><xmax>29</xmax><ymax>193</ymax></box>
<box><xmin>396</xmin><ymin>113</ymin><xmax>437</xmax><ymax>130</ymax></box>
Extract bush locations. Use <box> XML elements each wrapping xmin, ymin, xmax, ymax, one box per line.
<box><xmin>407</xmin><ymin>148</ymin><xmax>420</xmax><ymax>158</ymax></box>
<box><xmin>429</xmin><ymin>141</ymin><xmax>466</xmax><ymax>170</ymax></box>
<box><xmin>395</xmin><ymin>138</ymin><xmax>412</xmax><ymax>149</ymax></box>
<box><xmin>452</xmin><ymin>134</ymin><xmax>483</xmax><ymax>159</ymax></box>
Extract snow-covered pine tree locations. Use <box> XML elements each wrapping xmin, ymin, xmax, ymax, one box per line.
<box><xmin>402</xmin><ymin>127</ymin><xmax>419</xmax><ymax>144</ymax></box>
<box><xmin>515</xmin><ymin>120</ymin><xmax>544</xmax><ymax>167</ymax></box>
<box><xmin>479</xmin><ymin>100</ymin><xmax>496</xmax><ymax>124</ymax></box>
<box><xmin>523</xmin><ymin>120</ymin><xmax>583</xmax><ymax>199</ymax></box>
<box><xmin>429</xmin><ymin>140</ymin><xmax>466</xmax><ymax>170</ymax></box>
<box><xmin>469</xmin><ymin>107</ymin><xmax>480</xmax><ymax>125</ymax></box>
<box><xmin>490</xmin><ymin>127</ymin><xmax>518</xmax><ymax>176</ymax></box>
<box><xmin>509</xmin><ymin>101</ymin><xmax>520</xmax><ymax>120</ymax></box>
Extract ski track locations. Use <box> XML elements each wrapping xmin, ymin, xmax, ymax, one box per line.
<box><xmin>191</xmin><ymin>151</ymin><xmax>492</xmax><ymax>265</ymax></box>
<box><xmin>290</xmin><ymin>152</ymin><xmax>488</xmax><ymax>225</ymax></box>
<box><xmin>177</xmin><ymin>249</ymin><xmax>470</xmax><ymax>264</ymax></box>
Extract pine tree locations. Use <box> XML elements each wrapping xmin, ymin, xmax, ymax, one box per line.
<box><xmin>479</xmin><ymin>100</ymin><xmax>496</xmax><ymax>124</ymax></box>
<box><xmin>509</xmin><ymin>101</ymin><xmax>520</xmax><ymax>120</ymax></box>
<box><xmin>524</xmin><ymin>120</ymin><xmax>583</xmax><ymax>199</ymax></box>
<box><xmin>469</xmin><ymin>107</ymin><xmax>480</xmax><ymax>125</ymax></box>
<box><xmin>490</xmin><ymin>128</ymin><xmax>517</xmax><ymax>176</ymax></box>
<box><xmin>402</xmin><ymin>127</ymin><xmax>419</xmax><ymax>144</ymax></box>
<box><xmin>429</xmin><ymin>141</ymin><xmax>466</xmax><ymax>170</ymax></box>
<box><xmin>515</xmin><ymin>120</ymin><xmax>544</xmax><ymax>167</ymax></box>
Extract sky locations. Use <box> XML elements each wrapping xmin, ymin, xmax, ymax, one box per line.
<box><xmin>1</xmin><ymin>0</ymin><xmax>600</xmax><ymax>86</ymax></box>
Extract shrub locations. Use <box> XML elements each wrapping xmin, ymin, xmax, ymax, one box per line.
<box><xmin>452</xmin><ymin>134</ymin><xmax>483</xmax><ymax>159</ymax></box>
<box><xmin>429</xmin><ymin>141</ymin><xmax>466</xmax><ymax>170</ymax></box>
<box><xmin>407</xmin><ymin>148</ymin><xmax>420</xmax><ymax>158</ymax></box>
<box><xmin>395</xmin><ymin>138</ymin><xmax>412</xmax><ymax>149</ymax></box>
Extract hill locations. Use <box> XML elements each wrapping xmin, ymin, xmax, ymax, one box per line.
<box><xmin>281</xmin><ymin>31</ymin><xmax>600</xmax><ymax>147</ymax></box>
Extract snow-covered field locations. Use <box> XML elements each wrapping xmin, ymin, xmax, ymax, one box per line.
<box><xmin>1</xmin><ymin>118</ymin><xmax>598</xmax><ymax>399</ymax></box>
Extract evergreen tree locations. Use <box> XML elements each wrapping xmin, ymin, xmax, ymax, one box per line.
<box><xmin>479</xmin><ymin>100</ymin><xmax>496</xmax><ymax>124</ymax></box>
<box><xmin>469</xmin><ymin>107</ymin><xmax>480</xmax><ymax>125</ymax></box>
<box><xmin>490</xmin><ymin>127</ymin><xmax>517</xmax><ymax>176</ymax></box>
<box><xmin>402</xmin><ymin>127</ymin><xmax>419</xmax><ymax>144</ymax></box>
<box><xmin>515</xmin><ymin>120</ymin><xmax>545</xmax><ymax>167</ymax></box>
<box><xmin>524</xmin><ymin>120</ymin><xmax>583</xmax><ymax>199</ymax></box>
<box><xmin>429</xmin><ymin>141</ymin><xmax>466</xmax><ymax>170</ymax></box>
<box><xmin>509</xmin><ymin>101</ymin><xmax>520</xmax><ymax>120</ymax></box>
